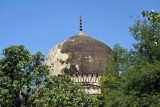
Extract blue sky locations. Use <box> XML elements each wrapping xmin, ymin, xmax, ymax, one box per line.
<box><xmin>0</xmin><ymin>0</ymin><xmax>160</xmax><ymax>56</ymax></box>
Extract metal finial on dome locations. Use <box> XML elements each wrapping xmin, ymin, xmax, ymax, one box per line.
<box><xmin>80</xmin><ymin>14</ymin><xmax>82</xmax><ymax>32</ymax></box>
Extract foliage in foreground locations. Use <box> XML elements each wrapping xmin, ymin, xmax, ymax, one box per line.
<box><xmin>34</xmin><ymin>75</ymin><xmax>100</xmax><ymax>107</ymax></box>
<box><xmin>0</xmin><ymin>45</ymin><xmax>99</xmax><ymax>107</ymax></box>
<box><xmin>100</xmin><ymin>18</ymin><xmax>160</xmax><ymax>107</ymax></box>
<box><xmin>100</xmin><ymin>61</ymin><xmax>160</xmax><ymax>107</ymax></box>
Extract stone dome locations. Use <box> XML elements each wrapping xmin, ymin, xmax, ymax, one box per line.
<box><xmin>45</xmin><ymin>32</ymin><xmax>112</xmax><ymax>76</ymax></box>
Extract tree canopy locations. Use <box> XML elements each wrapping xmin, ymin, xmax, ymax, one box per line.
<box><xmin>100</xmin><ymin>17</ymin><xmax>160</xmax><ymax>107</ymax></box>
<box><xmin>0</xmin><ymin>45</ymin><xmax>49</xmax><ymax>106</ymax></box>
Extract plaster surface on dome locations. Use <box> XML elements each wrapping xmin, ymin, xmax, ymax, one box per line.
<box><xmin>45</xmin><ymin>40</ymin><xmax>70</xmax><ymax>76</ymax></box>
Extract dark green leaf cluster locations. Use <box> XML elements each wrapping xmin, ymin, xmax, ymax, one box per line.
<box><xmin>141</xmin><ymin>10</ymin><xmax>160</xmax><ymax>23</ymax></box>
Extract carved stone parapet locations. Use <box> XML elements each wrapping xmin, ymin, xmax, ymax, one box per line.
<box><xmin>69</xmin><ymin>73</ymin><xmax>103</xmax><ymax>94</ymax></box>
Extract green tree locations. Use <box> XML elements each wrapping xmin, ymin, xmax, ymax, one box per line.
<box><xmin>0</xmin><ymin>45</ymin><xmax>49</xmax><ymax>106</ymax></box>
<box><xmin>129</xmin><ymin>19</ymin><xmax>160</xmax><ymax>63</ymax></box>
<box><xmin>121</xmin><ymin>60</ymin><xmax>160</xmax><ymax>106</ymax></box>
<box><xmin>100</xmin><ymin>18</ymin><xmax>160</xmax><ymax>106</ymax></box>
<box><xmin>99</xmin><ymin>74</ymin><xmax>124</xmax><ymax>107</ymax></box>
<box><xmin>99</xmin><ymin>44</ymin><xmax>129</xmax><ymax>107</ymax></box>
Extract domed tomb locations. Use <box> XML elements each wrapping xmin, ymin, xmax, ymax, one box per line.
<box><xmin>45</xmin><ymin>16</ymin><xmax>112</xmax><ymax>94</ymax></box>
<box><xmin>45</xmin><ymin>32</ymin><xmax>112</xmax><ymax>75</ymax></box>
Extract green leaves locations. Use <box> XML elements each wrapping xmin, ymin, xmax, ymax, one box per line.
<box><xmin>0</xmin><ymin>45</ymin><xmax>49</xmax><ymax>106</ymax></box>
<box><xmin>130</xmin><ymin>19</ymin><xmax>160</xmax><ymax>62</ymax></box>
<box><xmin>141</xmin><ymin>10</ymin><xmax>160</xmax><ymax>23</ymax></box>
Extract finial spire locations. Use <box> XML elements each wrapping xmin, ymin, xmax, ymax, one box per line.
<box><xmin>80</xmin><ymin>14</ymin><xmax>82</xmax><ymax>32</ymax></box>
